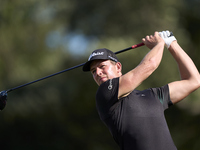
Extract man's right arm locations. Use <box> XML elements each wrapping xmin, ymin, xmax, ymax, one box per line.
<box><xmin>118</xmin><ymin>32</ymin><xmax>165</xmax><ymax>98</ymax></box>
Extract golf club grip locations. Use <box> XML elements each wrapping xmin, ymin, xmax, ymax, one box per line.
<box><xmin>114</xmin><ymin>42</ymin><xmax>144</xmax><ymax>55</ymax></box>
<box><xmin>132</xmin><ymin>43</ymin><xmax>145</xmax><ymax>49</ymax></box>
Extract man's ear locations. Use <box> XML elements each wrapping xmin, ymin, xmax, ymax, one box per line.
<box><xmin>116</xmin><ymin>62</ymin><xmax>122</xmax><ymax>74</ymax></box>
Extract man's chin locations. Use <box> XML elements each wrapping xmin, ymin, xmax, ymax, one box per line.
<box><xmin>99</xmin><ymin>78</ymin><xmax>108</xmax><ymax>85</ymax></box>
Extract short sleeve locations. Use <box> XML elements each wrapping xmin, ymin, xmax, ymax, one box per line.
<box><xmin>152</xmin><ymin>84</ymin><xmax>173</xmax><ymax>110</ymax></box>
<box><xmin>96</xmin><ymin>77</ymin><xmax>119</xmax><ymax>120</ymax></box>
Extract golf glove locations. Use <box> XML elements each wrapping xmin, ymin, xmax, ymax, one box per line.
<box><xmin>159</xmin><ymin>30</ymin><xmax>176</xmax><ymax>48</ymax></box>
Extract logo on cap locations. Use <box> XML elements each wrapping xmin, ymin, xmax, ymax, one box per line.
<box><xmin>108</xmin><ymin>56</ymin><xmax>118</xmax><ymax>62</ymax></box>
<box><xmin>88</xmin><ymin>52</ymin><xmax>104</xmax><ymax>61</ymax></box>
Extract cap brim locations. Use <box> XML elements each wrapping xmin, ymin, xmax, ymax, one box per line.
<box><xmin>82</xmin><ymin>61</ymin><xmax>92</xmax><ymax>72</ymax></box>
<box><xmin>82</xmin><ymin>58</ymin><xmax>111</xmax><ymax>72</ymax></box>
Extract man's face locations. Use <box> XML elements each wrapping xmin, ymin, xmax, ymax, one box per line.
<box><xmin>90</xmin><ymin>60</ymin><xmax>122</xmax><ymax>86</ymax></box>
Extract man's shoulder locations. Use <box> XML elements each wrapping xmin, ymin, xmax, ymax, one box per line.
<box><xmin>96</xmin><ymin>77</ymin><xmax>120</xmax><ymax>101</ymax></box>
<box><xmin>97</xmin><ymin>77</ymin><xmax>120</xmax><ymax>92</ymax></box>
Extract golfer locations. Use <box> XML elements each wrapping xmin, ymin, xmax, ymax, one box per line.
<box><xmin>83</xmin><ymin>30</ymin><xmax>200</xmax><ymax>150</ymax></box>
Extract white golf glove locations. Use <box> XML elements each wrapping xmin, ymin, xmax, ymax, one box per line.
<box><xmin>159</xmin><ymin>30</ymin><xmax>177</xmax><ymax>48</ymax></box>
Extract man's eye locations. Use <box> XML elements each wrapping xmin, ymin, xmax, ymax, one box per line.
<box><xmin>100</xmin><ymin>65</ymin><xmax>105</xmax><ymax>68</ymax></box>
<box><xmin>92</xmin><ymin>70</ymin><xmax>96</xmax><ymax>74</ymax></box>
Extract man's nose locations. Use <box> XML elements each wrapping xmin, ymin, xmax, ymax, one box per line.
<box><xmin>96</xmin><ymin>68</ymin><xmax>102</xmax><ymax>76</ymax></box>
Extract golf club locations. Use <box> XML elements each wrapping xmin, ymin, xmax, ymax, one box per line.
<box><xmin>0</xmin><ymin>31</ymin><xmax>174</xmax><ymax>110</ymax></box>
<box><xmin>0</xmin><ymin>42</ymin><xmax>145</xmax><ymax>110</ymax></box>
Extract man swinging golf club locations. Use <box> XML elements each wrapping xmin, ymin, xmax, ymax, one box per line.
<box><xmin>82</xmin><ymin>30</ymin><xmax>200</xmax><ymax>150</ymax></box>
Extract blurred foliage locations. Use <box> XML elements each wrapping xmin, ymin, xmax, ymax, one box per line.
<box><xmin>0</xmin><ymin>0</ymin><xmax>200</xmax><ymax>149</ymax></box>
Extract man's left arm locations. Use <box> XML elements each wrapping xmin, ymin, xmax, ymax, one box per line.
<box><xmin>162</xmin><ymin>32</ymin><xmax>200</xmax><ymax>104</ymax></box>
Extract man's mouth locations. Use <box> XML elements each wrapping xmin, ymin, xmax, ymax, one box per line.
<box><xmin>99</xmin><ymin>77</ymin><xmax>107</xmax><ymax>82</ymax></box>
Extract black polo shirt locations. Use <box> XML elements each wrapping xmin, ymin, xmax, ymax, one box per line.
<box><xmin>96</xmin><ymin>77</ymin><xmax>177</xmax><ymax>150</ymax></box>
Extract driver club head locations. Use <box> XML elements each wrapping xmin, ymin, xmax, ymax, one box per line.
<box><xmin>0</xmin><ymin>91</ymin><xmax>7</xmax><ymax>111</ymax></box>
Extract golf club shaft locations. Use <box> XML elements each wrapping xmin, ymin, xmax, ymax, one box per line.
<box><xmin>6</xmin><ymin>42</ymin><xmax>145</xmax><ymax>93</ymax></box>
<box><xmin>6</xmin><ymin>63</ymin><xmax>85</xmax><ymax>93</ymax></box>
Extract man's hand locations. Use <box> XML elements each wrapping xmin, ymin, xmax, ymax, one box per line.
<box><xmin>142</xmin><ymin>32</ymin><xmax>165</xmax><ymax>49</ymax></box>
<box><xmin>159</xmin><ymin>30</ymin><xmax>177</xmax><ymax>48</ymax></box>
